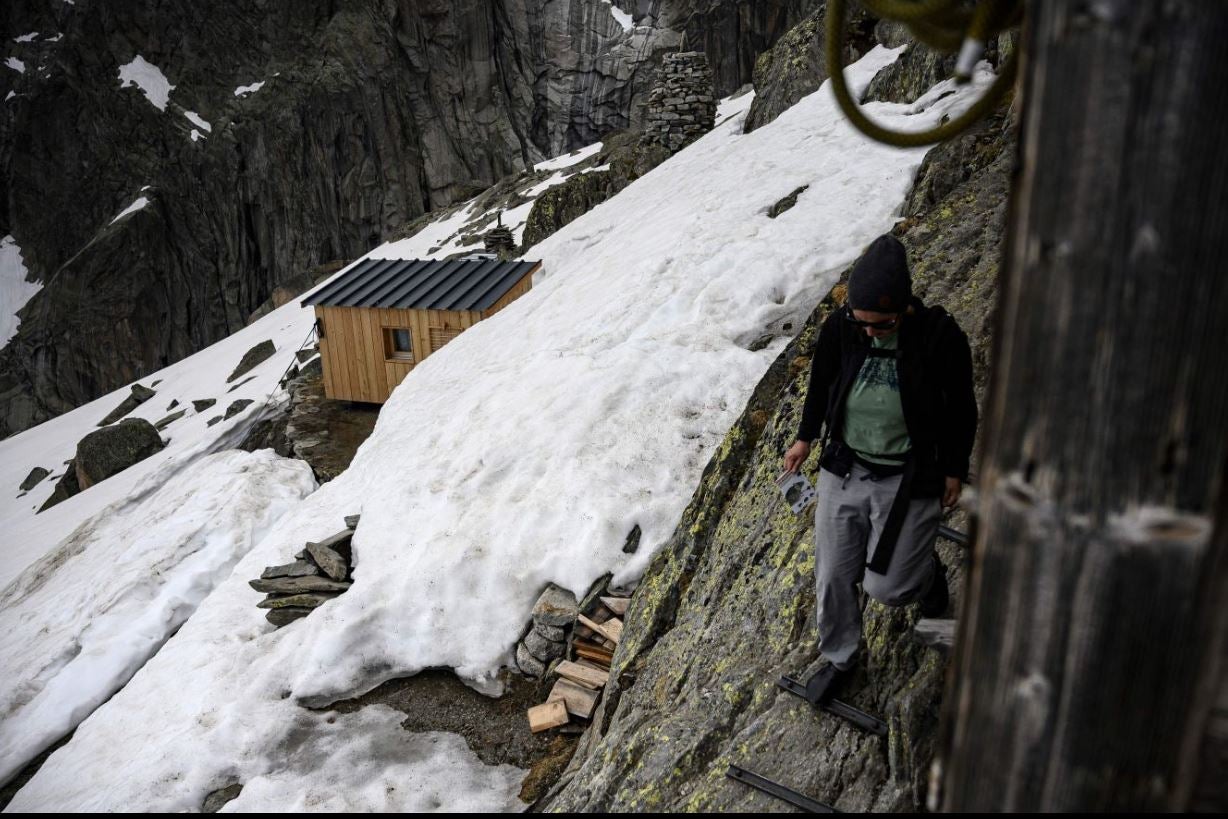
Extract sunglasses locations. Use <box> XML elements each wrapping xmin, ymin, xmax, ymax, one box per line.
<box><xmin>842</xmin><ymin>307</ymin><xmax>899</xmax><ymax>330</ymax></box>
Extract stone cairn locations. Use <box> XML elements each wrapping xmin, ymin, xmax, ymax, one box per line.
<box><xmin>483</xmin><ymin>212</ymin><xmax>516</xmax><ymax>257</ymax></box>
<box><xmin>252</xmin><ymin>514</ymin><xmax>360</xmax><ymax>627</ymax></box>
<box><xmin>518</xmin><ymin>580</ymin><xmax>635</xmax><ymax>734</ymax></box>
<box><xmin>644</xmin><ymin>51</ymin><xmax>717</xmax><ymax>154</ymax></box>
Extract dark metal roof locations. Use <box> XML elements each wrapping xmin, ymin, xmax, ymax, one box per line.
<box><xmin>301</xmin><ymin>258</ymin><xmax>540</xmax><ymax>311</ymax></box>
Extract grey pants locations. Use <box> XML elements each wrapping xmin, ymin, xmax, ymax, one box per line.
<box><xmin>814</xmin><ymin>460</ymin><xmax>942</xmax><ymax>670</ymax></box>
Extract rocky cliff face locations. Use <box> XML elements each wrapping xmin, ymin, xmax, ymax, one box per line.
<box><xmin>0</xmin><ymin>0</ymin><xmax>814</xmax><ymax>438</ymax></box>
<box><xmin>536</xmin><ymin>38</ymin><xmax>1017</xmax><ymax>812</ymax></box>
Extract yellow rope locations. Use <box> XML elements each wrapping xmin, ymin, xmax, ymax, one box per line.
<box><xmin>826</xmin><ymin>0</ymin><xmax>1022</xmax><ymax>147</ymax></box>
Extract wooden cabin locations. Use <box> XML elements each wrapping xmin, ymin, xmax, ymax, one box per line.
<box><xmin>301</xmin><ymin>256</ymin><xmax>541</xmax><ymax>403</ymax></box>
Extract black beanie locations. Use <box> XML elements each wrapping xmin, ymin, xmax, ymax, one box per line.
<box><xmin>847</xmin><ymin>234</ymin><xmax>911</xmax><ymax>313</ymax></box>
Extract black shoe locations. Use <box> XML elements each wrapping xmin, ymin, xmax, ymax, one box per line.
<box><xmin>919</xmin><ymin>553</ymin><xmax>949</xmax><ymax>618</ymax></box>
<box><xmin>804</xmin><ymin>660</ymin><xmax>853</xmax><ymax>705</ymax></box>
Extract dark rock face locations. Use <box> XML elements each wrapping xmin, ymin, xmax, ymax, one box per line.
<box><xmin>521</xmin><ymin>131</ymin><xmax>671</xmax><ymax>252</ymax></box>
<box><xmin>742</xmin><ymin>2</ymin><xmax>876</xmax><ymax>133</ymax></box>
<box><xmin>73</xmin><ymin>417</ymin><xmax>165</xmax><ymax>489</ymax></box>
<box><xmin>1</xmin><ymin>0</ymin><xmax>812</xmax><ymax>439</ymax></box>
<box><xmin>863</xmin><ymin>25</ymin><xmax>1013</xmax><ymax>105</ymax></box>
<box><xmin>862</xmin><ymin>43</ymin><xmax>956</xmax><ymax>104</ymax></box>
<box><xmin>537</xmin><ymin>105</ymin><xmax>1016</xmax><ymax>814</ymax></box>
<box><xmin>898</xmin><ymin>109</ymin><xmax>1017</xmax><ymax>399</ymax></box>
<box><xmin>666</xmin><ymin>0</ymin><xmax>821</xmax><ymax>96</ymax></box>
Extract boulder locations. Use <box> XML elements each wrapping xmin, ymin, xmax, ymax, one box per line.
<box><xmin>19</xmin><ymin>466</ymin><xmax>49</xmax><ymax>492</ymax></box>
<box><xmin>154</xmin><ymin>409</ymin><xmax>187</xmax><ymax>430</ymax></box>
<box><xmin>226</xmin><ymin>340</ymin><xmax>276</xmax><ymax>383</ymax></box>
<box><xmin>524</xmin><ymin>628</ymin><xmax>567</xmax><ymax>663</ymax></box>
<box><xmin>73</xmin><ymin>418</ymin><xmax>164</xmax><ymax>489</ymax></box>
<box><xmin>533</xmin><ymin>622</ymin><xmax>567</xmax><ymax>642</ymax></box>
<box><xmin>532</xmin><ymin>584</ymin><xmax>579</xmax><ymax>627</ymax></box>
<box><xmin>38</xmin><ymin>463</ymin><xmax>81</xmax><ymax>513</ymax></box>
<box><xmin>768</xmin><ymin>185</ymin><xmax>809</xmax><ymax>219</ymax></box>
<box><xmin>224</xmin><ymin>399</ymin><xmax>254</xmax><ymax>420</ymax></box>
<box><xmin>192</xmin><ymin>399</ymin><xmax>216</xmax><ymax>412</ymax></box>
<box><xmin>96</xmin><ymin>383</ymin><xmax>157</xmax><ymax>427</ymax></box>
<box><xmin>516</xmin><ymin>642</ymin><xmax>546</xmax><ymax>677</ymax></box>
<box><xmin>202</xmin><ymin>782</ymin><xmax>243</xmax><ymax>813</ymax></box>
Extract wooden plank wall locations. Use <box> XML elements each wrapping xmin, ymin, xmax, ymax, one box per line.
<box><xmin>316</xmin><ymin>304</ymin><xmax>486</xmax><ymax>403</ymax></box>
<box><xmin>314</xmin><ymin>271</ymin><xmax>535</xmax><ymax>403</ymax></box>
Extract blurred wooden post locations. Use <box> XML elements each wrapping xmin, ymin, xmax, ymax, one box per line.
<box><xmin>934</xmin><ymin>1</ymin><xmax>1228</xmax><ymax>811</ymax></box>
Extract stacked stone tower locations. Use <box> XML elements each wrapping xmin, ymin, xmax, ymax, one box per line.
<box><xmin>644</xmin><ymin>51</ymin><xmax>718</xmax><ymax>154</ymax></box>
<box><xmin>483</xmin><ymin>211</ymin><xmax>516</xmax><ymax>257</ymax></box>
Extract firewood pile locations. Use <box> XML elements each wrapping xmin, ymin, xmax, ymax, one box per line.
<box><xmin>251</xmin><ymin>514</ymin><xmax>360</xmax><ymax>627</ymax></box>
<box><xmin>526</xmin><ymin>591</ymin><xmax>631</xmax><ymax>734</ymax></box>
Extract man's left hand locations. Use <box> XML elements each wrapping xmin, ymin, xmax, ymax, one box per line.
<box><xmin>942</xmin><ymin>477</ymin><xmax>962</xmax><ymax>512</ymax></box>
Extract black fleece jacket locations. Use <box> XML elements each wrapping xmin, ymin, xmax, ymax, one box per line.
<box><xmin>796</xmin><ymin>296</ymin><xmax>978</xmax><ymax>498</ymax></box>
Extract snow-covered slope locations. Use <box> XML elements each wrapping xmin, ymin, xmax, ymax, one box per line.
<box><xmin>0</xmin><ymin>451</ymin><xmax>316</xmax><ymax>787</ymax></box>
<box><xmin>0</xmin><ymin>155</ymin><xmax>591</xmax><ymax>592</ymax></box>
<box><xmin>3</xmin><ymin>47</ymin><xmax>998</xmax><ymax>810</ymax></box>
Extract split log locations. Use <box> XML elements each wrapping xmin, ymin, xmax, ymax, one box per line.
<box><xmin>548</xmin><ymin>678</ymin><xmax>601</xmax><ymax>720</ymax></box>
<box><xmin>578</xmin><ymin>614</ymin><xmax>622</xmax><ymax>645</ymax></box>
<box><xmin>528</xmin><ymin>700</ymin><xmax>569</xmax><ymax>733</ymax></box>
<box><xmin>573</xmin><ymin>641</ymin><xmax>614</xmax><ymax>666</ymax></box>
<box><xmin>555</xmin><ymin>660</ymin><xmax>609</xmax><ymax>690</ymax></box>
<box><xmin>600</xmin><ymin>596</ymin><xmax>630</xmax><ymax>616</ymax></box>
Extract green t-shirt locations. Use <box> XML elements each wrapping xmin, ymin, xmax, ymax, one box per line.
<box><xmin>841</xmin><ymin>331</ymin><xmax>911</xmax><ymax>464</ymax></box>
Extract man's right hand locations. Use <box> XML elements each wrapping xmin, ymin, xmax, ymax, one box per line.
<box><xmin>783</xmin><ymin>439</ymin><xmax>811</xmax><ymax>474</ymax></box>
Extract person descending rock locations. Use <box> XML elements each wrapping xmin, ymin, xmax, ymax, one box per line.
<box><xmin>782</xmin><ymin>233</ymin><xmax>978</xmax><ymax>706</ymax></box>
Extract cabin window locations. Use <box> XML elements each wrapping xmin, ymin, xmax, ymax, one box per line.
<box><xmin>383</xmin><ymin>327</ymin><xmax>414</xmax><ymax>362</ymax></box>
